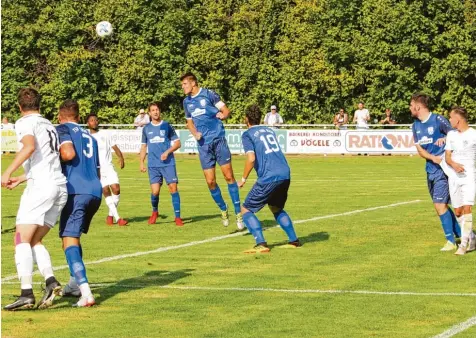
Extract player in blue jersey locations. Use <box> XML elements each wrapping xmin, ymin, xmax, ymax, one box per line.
<box><xmin>140</xmin><ymin>102</ymin><xmax>183</xmax><ymax>226</ymax></box>
<box><xmin>238</xmin><ymin>104</ymin><xmax>300</xmax><ymax>253</ymax></box>
<box><xmin>181</xmin><ymin>73</ymin><xmax>244</xmax><ymax>230</ymax></box>
<box><xmin>56</xmin><ymin>100</ymin><xmax>102</xmax><ymax>306</ymax></box>
<box><xmin>410</xmin><ymin>93</ymin><xmax>461</xmax><ymax>251</ymax></box>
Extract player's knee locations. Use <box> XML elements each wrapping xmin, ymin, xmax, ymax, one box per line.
<box><xmin>206</xmin><ymin>179</ymin><xmax>217</xmax><ymax>189</ymax></box>
<box><xmin>241</xmin><ymin>206</ymin><xmax>250</xmax><ymax>215</ymax></box>
<box><xmin>111</xmin><ymin>184</ymin><xmax>120</xmax><ymax>195</ymax></box>
<box><xmin>454</xmin><ymin>208</ymin><xmax>464</xmax><ymax>217</ymax></box>
<box><xmin>269</xmin><ymin>205</ymin><xmax>282</xmax><ymax>215</ymax></box>
<box><xmin>168</xmin><ymin>184</ymin><xmax>178</xmax><ymax>193</ymax></box>
<box><xmin>102</xmin><ymin>187</ymin><xmax>111</xmax><ymax>197</ymax></box>
<box><xmin>463</xmin><ymin>206</ymin><xmax>472</xmax><ymax>215</ymax></box>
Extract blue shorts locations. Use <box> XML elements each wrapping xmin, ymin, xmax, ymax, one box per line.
<box><xmin>59</xmin><ymin>194</ymin><xmax>101</xmax><ymax>238</ymax></box>
<box><xmin>427</xmin><ymin>169</ymin><xmax>450</xmax><ymax>204</ymax></box>
<box><xmin>148</xmin><ymin>166</ymin><xmax>178</xmax><ymax>185</ymax></box>
<box><xmin>198</xmin><ymin>137</ymin><xmax>231</xmax><ymax>170</ymax></box>
<box><xmin>244</xmin><ymin>179</ymin><xmax>290</xmax><ymax>214</ymax></box>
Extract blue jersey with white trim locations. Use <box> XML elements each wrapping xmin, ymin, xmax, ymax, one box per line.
<box><xmin>141</xmin><ymin>121</ymin><xmax>178</xmax><ymax>168</ymax></box>
<box><xmin>412</xmin><ymin>113</ymin><xmax>453</xmax><ymax>174</ymax></box>
<box><xmin>183</xmin><ymin>88</ymin><xmax>225</xmax><ymax>145</ymax></box>
<box><xmin>56</xmin><ymin>123</ymin><xmax>102</xmax><ymax>198</ymax></box>
<box><xmin>242</xmin><ymin>126</ymin><xmax>290</xmax><ymax>183</ymax></box>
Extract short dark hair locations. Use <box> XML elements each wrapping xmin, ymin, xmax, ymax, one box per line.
<box><xmin>18</xmin><ymin>88</ymin><xmax>41</xmax><ymax>111</ymax></box>
<box><xmin>180</xmin><ymin>72</ymin><xmax>198</xmax><ymax>84</ymax></box>
<box><xmin>86</xmin><ymin>113</ymin><xmax>98</xmax><ymax>123</ymax></box>
<box><xmin>411</xmin><ymin>92</ymin><xmax>431</xmax><ymax>109</ymax></box>
<box><xmin>148</xmin><ymin>102</ymin><xmax>161</xmax><ymax>111</ymax></box>
<box><xmin>450</xmin><ymin>106</ymin><xmax>468</xmax><ymax>121</ymax></box>
<box><xmin>246</xmin><ymin>104</ymin><xmax>262</xmax><ymax>126</ymax></box>
<box><xmin>59</xmin><ymin>99</ymin><xmax>80</xmax><ymax>119</ymax></box>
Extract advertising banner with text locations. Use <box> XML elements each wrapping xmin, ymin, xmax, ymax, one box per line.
<box><xmin>1</xmin><ymin>129</ymin><xmax>417</xmax><ymax>154</ymax></box>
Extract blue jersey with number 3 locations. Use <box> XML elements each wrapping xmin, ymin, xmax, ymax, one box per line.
<box><xmin>56</xmin><ymin>123</ymin><xmax>102</xmax><ymax>198</ymax></box>
<box><xmin>242</xmin><ymin>126</ymin><xmax>290</xmax><ymax>183</ymax></box>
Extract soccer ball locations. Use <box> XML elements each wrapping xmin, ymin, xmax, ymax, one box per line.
<box><xmin>96</xmin><ymin>21</ymin><xmax>113</xmax><ymax>37</ymax></box>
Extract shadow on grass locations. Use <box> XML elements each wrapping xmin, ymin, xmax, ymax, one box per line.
<box><xmin>268</xmin><ymin>231</ymin><xmax>330</xmax><ymax>248</ymax></box>
<box><xmin>58</xmin><ymin>269</ymin><xmax>194</xmax><ymax>307</ymax></box>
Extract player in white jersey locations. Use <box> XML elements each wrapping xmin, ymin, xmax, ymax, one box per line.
<box><xmin>445</xmin><ymin>107</ymin><xmax>476</xmax><ymax>255</ymax></box>
<box><xmin>1</xmin><ymin>88</ymin><xmax>68</xmax><ymax>310</ymax></box>
<box><xmin>86</xmin><ymin>114</ymin><xmax>128</xmax><ymax>226</ymax></box>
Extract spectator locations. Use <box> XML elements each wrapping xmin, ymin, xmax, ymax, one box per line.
<box><xmin>1</xmin><ymin>117</ymin><xmax>14</xmax><ymax>130</ymax></box>
<box><xmin>352</xmin><ymin>102</ymin><xmax>370</xmax><ymax>130</ymax></box>
<box><xmin>380</xmin><ymin>108</ymin><xmax>396</xmax><ymax>129</ymax></box>
<box><xmin>333</xmin><ymin>108</ymin><xmax>348</xmax><ymax>129</ymax></box>
<box><xmin>264</xmin><ymin>105</ymin><xmax>283</xmax><ymax>127</ymax></box>
<box><xmin>134</xmin><ymin>108</ymin><xmax>150</xmax><ymax>130</ymax></box>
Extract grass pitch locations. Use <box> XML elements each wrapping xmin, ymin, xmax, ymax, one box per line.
<box><xmin>2</xmin><ymin>154</ymin><xmax>476</xmax><ymax>338</ymax></box>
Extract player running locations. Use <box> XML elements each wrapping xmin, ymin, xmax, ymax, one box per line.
<box><xmin>140</xmin><ymin>102</ymin><xmax>183</xmax><ymax>226</ymax></box>
<box><xmin>410</xmin><ymin>93</ymin><xmax>461</xmax><ymax>251</ymax></box>
<box><xmin>444</xmin><ymin>107</ymin><xmax>476</xmax><ymax>255</ymax></box>
<box><xmin>238</xmin><ymin>104</ymin><xmax>300</xmax><ymax>253</ymax></box>
<box><xmin>56</xmin><ymin>100</ymin><xmax>102</xmax><ymax>307</ymax></box>
<box><xmin>180</xmin><ymin>72</ymin><xmax>244</xmax><ymax>230</ymax></box>
<box><xmin>86</xmin><ymin>114</ymin><xmax>128</xmax><ymax>226</ymax></box>
<box><xmin>1</xmin><ymin>88</ymin><xmax>67</xmax><ymax>310</ymax></box>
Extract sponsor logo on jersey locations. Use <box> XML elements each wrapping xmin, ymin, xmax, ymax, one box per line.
<box><xmin>191</xmin><ymin>108</ymin><xmax>206</xmax><ymax>117</ymax></box>
<box><xmin>149</xmin><ymin>136</ymin><xmax>165</xmax><ymax>143</ymax></box>
<box><xmin>418</xmin><ymin>136</ymin><xmax>433</xmax><ymax>145</ymax></box>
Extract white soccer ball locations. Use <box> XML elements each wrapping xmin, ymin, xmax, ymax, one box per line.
<box><xmin>96</xmin><ymin>21</ymin><xmax>113</xmax><ymax>37</ymax></box>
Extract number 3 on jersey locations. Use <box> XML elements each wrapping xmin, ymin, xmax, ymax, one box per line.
<box><xmin>260</xmin><ymin>134</ymin><xmax>280</xmax><ymax>154</ymax></box>
<box><xmin>82</xmin><ymin>133</ymin><xmax>94</xmax><ymax>158</ymax></box>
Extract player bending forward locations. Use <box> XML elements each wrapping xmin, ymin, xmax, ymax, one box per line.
<box><xmin>56</xmin><ymin>100</ymin><xmax>102</xmax><ymax>307</ymax></box>
<box><xmin>238</xmin><ymin>104</ymin><xmax>300</xmax><ymax>253</ymax></box>
<box><xmin>86</xmin><ymin>114</ymin><xmax>128</xmax><ymax>226</ymax></box>
<box><xmin>140</xmin><ymin>102</ymin><xmax>183</xmax><ymax>226</ymax></box>
<box><xmin>2</xmin><ymin>88</ymin><xmax>67</xmax><ymax>310</ymax></box>
<box><xmin>445</xmin><ymin>107</ymin><xmax>476</xmax><ymax>255</ymax></box>
<box><xmin>181</xmin><ymin>73</ymin><xmax>244</xmax><ymax>230</ymax></box>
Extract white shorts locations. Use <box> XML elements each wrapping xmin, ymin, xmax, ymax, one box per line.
<box><xmin>449</xmin><ymin>177</ymin><xmax>476</xmax><ymax>208</ymax></box>
<box><xmin>100</xmin><ymin>165</ymin><xmax>119</xmax><ymax>188</ymax></box>
<box><xmin>16</xmin><ymin>183</ymin><xmax>68</xmax><ymax>228</ymax></box>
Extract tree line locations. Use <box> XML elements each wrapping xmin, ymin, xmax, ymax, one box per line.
<box><xmin>2</xmin><ymin>0</ymin><xmax>475</xmax><ymax>124</ymax></box>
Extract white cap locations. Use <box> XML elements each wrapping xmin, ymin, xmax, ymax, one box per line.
<box><xmin>139</xmin><ymin>109</ymin><xmax>145</xmax><ymax>114</ymax></box>
<box><xmin>270</xmin><ymin>105</ymin><xmax>277</xmax><ymax>110</ymax></box>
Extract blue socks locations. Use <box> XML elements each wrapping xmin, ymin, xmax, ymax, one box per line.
<box><xmin>69</xmin><ymin>245</ymin><xmax>82</xmax><ymax>277</ymax></box>
<box><xmin>171</xmin><ymin>192</ymin><xmax>181</xmax><ymax>218</ymax></box>
<box><xmin>448</xmin><ymin>208</ymin><xmax>461</xmax><ymax>238</ymax></box>
<box><xmin>227</xmin><ymin>182</ymin><xmax>241</xmax><ymax>214</ymax></box>
<box><xmin>274</xmin><ymin>210</ymin><xmax>298</xmax><ymax>242</ymax></box>
<box><xmin>440</xmin><ymin>210</ymin><xmax>456</xmax><ymax>243</ymax></box>
<box><xmin>65</xmin><ymin>245</ymin><xmax>88</xmax><ymax>285</ymax></box>
<box><xmin>151</xmin><ymin>194</ymin><xmax>159</xmax><ymax>212</ymax></box>
<box><xmin>243</xmin><ymin>212</ymin><xmax>265</xmax><ymax>245</ymax></box>
<box><xmin>210</xmin><ymin>185</ymin><xmax>227</xmax><ymax>211</ymax></box>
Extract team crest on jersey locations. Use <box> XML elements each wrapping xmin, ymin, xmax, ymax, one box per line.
<box><xmin>160</xmin><ymin>130</ymin><xmax>166</xmax><ymax>136</ymax></box>
<box><xmin>427</xmin><ymin>127</ymin><xmax>434</xmax><ymax>135</ymax></box>
<box><xmin>200</xmin><ymin>99</ymin><xmax>206</xmax><ymax>107</ymax></box>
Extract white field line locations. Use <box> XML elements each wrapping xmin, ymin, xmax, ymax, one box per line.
<box><xmin>431</xmin><ymin>316</ymin><xmax>476</xmax><ymax>338</ymax></box>
<box><xmin>2</xmin><ymin>281</ymin><xmax>476</xmax><ymax>298</ymax></box>
<box><xmin>1</xmin><ymin>200</ymin><xmax>421</xmax><ymax>283</ymax></box>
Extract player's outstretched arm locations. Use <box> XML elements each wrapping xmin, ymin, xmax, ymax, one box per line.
<box><xmin>216</xmin><ymin>105</ymin><xmax>230</xmax><ymax>120</ymax></box>
<box><xmin>238</xmin><ymin>152</ymin><xmax>255</xmax><ymax>188</ymax></box>
<box><xmin>112</xmin><ymin>145</ymin><xmax>125</xmax><ymax>169</ymax></box>
<box><xmin>186</xmin><ymin>118</ymin><xmax>202</xmax><ymax>141</ymax></box>
<box><xmin>1</xmin><ymin>135</ymin><xmax>35</xmax><ymax>187</ymax></box>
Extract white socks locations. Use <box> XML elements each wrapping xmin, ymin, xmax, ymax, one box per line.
<box><xmin>15</xmin><ymin>243</ymin><xmax>33</xmax><ymax>290</ymax></box>
<box><xmin>105</xmin><ymin>196</ymin><xmax>120</xmax><ymax>221</ymax></box>
<box><xmin>79</xmin><ymin>283</ymin><xmax>92</xmax><ymax>298</ymax></box>
<box><xmin>112</xmin><ymin>194</ymin><xmax>120</xmax><ymax>207</ymax></box>
<box><xmin>462</xmin><ymin>214</ymin><xmax>474</xmax><ymax>246</ymax></box>
<box><xmin>32</xmin><ymin>244</ymin><xmax>54</xmax><ymax>280</ymax></box>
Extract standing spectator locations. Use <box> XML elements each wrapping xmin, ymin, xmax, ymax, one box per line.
<box><xmin>333</xmin><ymin>108</ymin><xmax>348</xmax><ymax>129</ymax></box>
<box><xmin>264</xmin><ymin>105</ymin><xmax>283</xmax><ymax>127</ymax></box>
<box><xmin>134</xmin><ymin>109</ymin><xmax>150</xmax><ymax>130</ymax></box>
<box><xmin>352</xmin><ymin>102</ymin><xmax>370</xmax><ymax>130</ymax></box>
<box><xmin>380</xmin><ymin>108</ymin><xmax>396</xmax><ymax>129</ymax></box>
<box><xmin>1</xmin><ymin>117</ymin><xmax>14</xmax><ymax>130</ymax></box>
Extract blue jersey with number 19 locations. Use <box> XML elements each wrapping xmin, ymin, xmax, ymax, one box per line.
<box><xmin>56</xmin><ymin>123</ymin><xmax>102</xmax><ymax>198</ymax></box>
<box><xmin>242</xmin><ymin>126</ymin><xmax>290</xmax><ymax>183</ymax></box>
